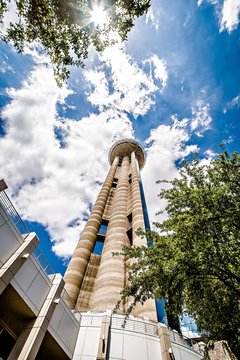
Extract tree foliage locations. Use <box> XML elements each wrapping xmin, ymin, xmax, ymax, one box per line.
<box><xmin>120</xmin><ymin>149</ymin><xmax>240</xmax><ymax>357</ymax></box>
<box><xmin>0</xmin><ymin>0</ymin><xmax>150</xmax><ymax>84</ymax></box>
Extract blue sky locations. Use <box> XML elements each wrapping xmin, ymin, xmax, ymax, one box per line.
<box><xmin>0</xmin><ymin>0</ymin><xmax>239</xmax><ymax>275</ymax></box>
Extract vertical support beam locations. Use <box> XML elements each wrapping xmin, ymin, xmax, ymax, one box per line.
<box><xmin>131</xmin><ymin>151</ymin><xmax>147</xmax><ymax>246</ymax></box>
<box><xmin>8</xmin><ymin>274</ymin><xmax>64</xmax><ymax>360</ymax></box>
<box><xmin>97</xmin><ymin>312</ymin><xmax>112</xmax><ymax>360</ymax></box>
<box><xmin>76</xmin><ymin>253</ymin><xmax>101</xmax><ymax>310</ymax></box>
<box><xmin>0</xmin><ymin>232</ymin><xmax>39</xmax><ymax>295</ymax></box>
<box><xmin>90</xmin><ymin>156</ymin><xmax>130</xmax><ymax>312</ymax></box>
<box><xmin>130</xmin><ymin>151</ymin><xmax>158</xmax><ymax>322</ymax></box>
<box><xmin>157</xmin><ymin>323</ymin><xmax>172</xmax><ymax>360</ymax></box>
<box><xmin>64</xmin><ymin>156</ymin><xmax>119</xmax><ymax>306</ymax></box>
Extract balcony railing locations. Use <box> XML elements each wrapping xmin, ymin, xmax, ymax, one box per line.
<box><xmin>33</xmin><ymin>247</ymin><xmax>55</xmax><ymax>275</ymax></box>
<box><xmin>0</xmin><ymin>180</ymin><xmax>55</xmax><ymax>277</ymax></box>
<box><xmin>0</xmin><ymin>181</ymin><xmax>29</xmax><ymax>237</ymax></box>
<box><xmin>169</xmin><ymin>328</ymin><xmax>198</xmax><ymax>350</ymax></box>
<box><xmin>61</xmin><ymin>288</ymin><xmax>81</xmax><ymax>317</ymax></box>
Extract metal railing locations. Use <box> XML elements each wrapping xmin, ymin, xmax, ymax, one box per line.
<box><xmin>169</xmin><ymin>328</ymin><xmax>198</xmax><ymax>350</ymax></box>
<box><xmin>79</xmin><ymin>313</ymin><xmax>158</xmax><ymax>336</ymax></box>
<box><xmin>33</xmin><ymin>246</ymin><xmax>55</xmax><ymax>275</ymax></box>
<box><xmin>111</xmin><ymin>316</ymin><xmax>158</xmax><ymax>336</ymax></box>
<box><xmin>0</xmin><ymin>181</ymin><xmax>56</xmax><ymax>278</ymax></box>
<box><xmin>61</xmin><ymin>288</ymin><xmax>81</xmax><ymax>317</ymax></box>
<box><xmin>0</xmin><ymin>189</ymin><xmax>29</xmax><ymax>237</ymax></box>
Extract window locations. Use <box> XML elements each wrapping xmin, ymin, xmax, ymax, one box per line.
<box><xmin>112</xmin><ymin>178</ymin><xmax>118</xmax><ymax>188</ymax></box>
<box><xmin>97</xmin><ymin>219</ymin><xmax>109</xmax><ymax>242</ymax></box>
<box><xmin>127</xmin><ymin>213</ymin><xmax>133</xmax><ymax>245</ymax></box>
<box><xmin>127</xmin><ymin>213</ymin><xmax>132</xmax><ymax>223</ymax></box>
<box><xmin>128</xmin><ymin>174</ymin><xmax>132</xmax><ymax>184</ymax></box>
<box><xmin>118</xmin><ymin>157</ymin><xmax>123</xmax><ymax>166</ymax></box>
<box><xmin>94</xmin><ymin>219</ymin><xmax>109</xmax><ymax>255</ymax></box>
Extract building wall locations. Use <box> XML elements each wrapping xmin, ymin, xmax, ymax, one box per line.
<box><xmin>72</xmin><ymin>312</ymin><xmax>203</xmax><ymax>360</ymax></box>
<box><xmin>0</xmin><ymin>203</ymin><xmax>24</xmax><ymax>267</ymax></box>
<box><xmin>10</xmin><ymin>253</ymin><xmax>52</xmax><ymax>315</ymax></box>
<box><xmin>48</xmin><ymin>299</ymin><xmax>80</xmax><ymax>358</ymax></box>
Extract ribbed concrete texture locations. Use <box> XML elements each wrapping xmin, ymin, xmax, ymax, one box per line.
<box><xmin>76</xmin><ymin>254</ymin><xmax>101</xmax><ymax>311</ymax></box>
<box><xmin>90</xmin><ymin>156</ymin><xmax>130</xmax><ymax>311</ymax></box>
<box><xmin>64</xmin><ymin>139</ymin><xmax>158</xmax><ymax>322</ymax></box>
<box><xmin>131</xmin><ymin>151</ymin><xmax>158</xmax><ymax>322</ymax></box>
<box><xmin>131</xmin><ymin>151</ymin><xmax>146</xmax><ymax>247</ymax></box>
<box><xmin>64</xmin><ymin>156</ymin><xmax>119</xmax><ymax>306</ymax></box>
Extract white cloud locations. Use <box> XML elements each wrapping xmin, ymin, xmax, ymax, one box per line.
<box><xmin>220</xmin><ymin>0</ymin><xmax>240</xmax><ymax>32</ymax></box>
<box><xmin>222</xmin><ymin>135</ymin><xmax>233</xmax><ymax>144</ymax></box>
<box><xmin>142</xmin><ymin>116</ymin><xmax>198</xmax><ymax>225</ymax></box>
<box><xmin>204</xmin><ymin>149</ymin><xmax>217</xmax><ymax>158</ymax></box>
<box><xmin>0</xmin><ymin>65</ymin><xmax>133</xmax><ymax>258</ymax></box>
<box><xmin>84</xmin><ymin>70</ymin><xmax>109</xmax><ymax>111</ymax></box>
<box><xmin>197</xmin><ymin>148</ymin><xmax>217</xmax><ymax>166</ymax></box>
<box><xmin>190</xmin><ymin>99</ymin><xmax>212</xmax><ymax>136</ymax></box>
<box><xmin>231</xmin><ymin>94</ymin><xmax>240</xmax><ymax>106</ymax></box>
<box><xmin>0</xmin><ymin>59</ymin><xmax>14</xmax><ymax>73</ymax></box>
<box><xmin>197</xmin><ymin>0</ymin><xmax>219</xmax><ymax>7</ymax></box>
<box><xmin>198</xmin><ymin>0</ymin><xmax>240</xmax><ymax>32</ymax></box>
<box><xmin>223</xmin><ymin>94</ymin><xmax>240</xmax><ymax>112</ymax></box>
<box><xmin>146</xmin><ymin>5</ymin><xmax>160</xmax><ymax>30</ymax></box>
<box><xmin>84</xmin><ymin>44</ymin><xmax>158</xmax><ymax>118</ymax></box>
<box><xmin>144</xmin><ymin>55</ymin><xmax>168</xmax><ymax>91</ymax></box>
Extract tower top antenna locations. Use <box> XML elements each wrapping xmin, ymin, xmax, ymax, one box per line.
<box><xmin>108</xmin><ymin>138</ymin><xmax>146</xmax><ymax>170</ymax></box>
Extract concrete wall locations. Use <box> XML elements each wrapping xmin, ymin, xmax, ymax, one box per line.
<box><xmin>10</xmin><ymin>253</ymin><xmax>52</xmax><ymax>315</ymax></box>
<box><xmin>73</xmin><ymin>315</ymin><xmax>102</xmax><ymax>360</ymax></box>
<box><xmin>172</xmin><ymin>342</ymin><xmax>203</xmax><ymax>360</ymax></box>
<box><xmin>0</xmin><ymin>204</ymin><xmax>24</xmax><ymax>267</ymax></box>
<box><xmin>108</xmin><ymin>328</ymin><xmax>162</xmax><ymax>360</ymax></box>
<box><xmin>48</xmin><ymin>299</ymin><xmax>80</xmax><ymax>358</ymax></box>
<box><xmin>73</xmin><ymin>313</ymin><xmax>203</xmax><ymax>360</ymax></box>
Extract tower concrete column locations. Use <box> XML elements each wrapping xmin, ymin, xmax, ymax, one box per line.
<box><xmin>90</xmin><ymin>156</ymin><xmax>130</xmax><ymax>311</ymax></box>
<box><xmin>64</xmin><ymin>156</ymin><xmax>119</xmax><ymax>306</ymax></box>
<box><xmin>131</xmin><ymin>151</ymin><xmax>146</xmax><ymax>247</ymax></box>
<box><xmin>131</xmin><ymin>151</ymin><xmax>157</xmax><ymax>322</ymax></box>
<box><xmin>157</xmin><ymin>323</ymin><xmax>172</xmax><ymax>360</ymax></box>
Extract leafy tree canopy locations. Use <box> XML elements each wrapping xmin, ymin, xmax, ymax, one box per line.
<box><xmin>0</xmin><ymin>0</ymin><xmax>150</xmax><ymax>84</ymax></box>
<box><xmin>120</xmin><ymin>148</ymin><xmax>240</xmax><ymax>357</ymax></box>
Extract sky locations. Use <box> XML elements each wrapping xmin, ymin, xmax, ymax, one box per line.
<box><xmin>0</xmin><ymin>0</ymin><xmax>239</xmax><ymax>275</ymax></box>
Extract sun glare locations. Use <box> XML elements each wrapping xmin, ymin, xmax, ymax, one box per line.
<box><xmin>90</xmin><ymin>5</ymin><xmax>108</xmax><ymax>27</ymax></box>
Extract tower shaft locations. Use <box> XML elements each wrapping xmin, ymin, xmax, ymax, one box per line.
<box><xmin>90</xmin><ymin>155</ymin><xmax>130</xmax><ymax>311</ymax></box>
<box><xmin>64</xmin><ymin>156</ymin><xmax>119</xmax><ymax>304</ymax></box>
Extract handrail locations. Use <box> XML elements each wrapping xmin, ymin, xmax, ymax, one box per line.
<box><xmin>0</xmin><ymin>188</ymin><xmax>29</xmax><ymax>236</ymax></box>
<box><xmin>169</xmin><ymin>328</ymin><xmax>199</xmax><ymax>350</ymax></box>
<box><xmin>33</xmin><ymin>247</ymin><xmax>55</xmax><ymax>275</ymax></box>
<box><xmin>0</xmin><ymin>181</ymin><xmax>56</xmax><ymax>277</ymax></box>
<box><xmin>61</xmin><ymin>288</ymin><xmax>81</xmax><ymax>316</ymax></box>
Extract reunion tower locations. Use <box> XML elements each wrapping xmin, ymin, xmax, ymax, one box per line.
<box><xmin>64</xmin><ymin>139</ymin><xmax>157</xmax><ymax>321</ymax></box>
